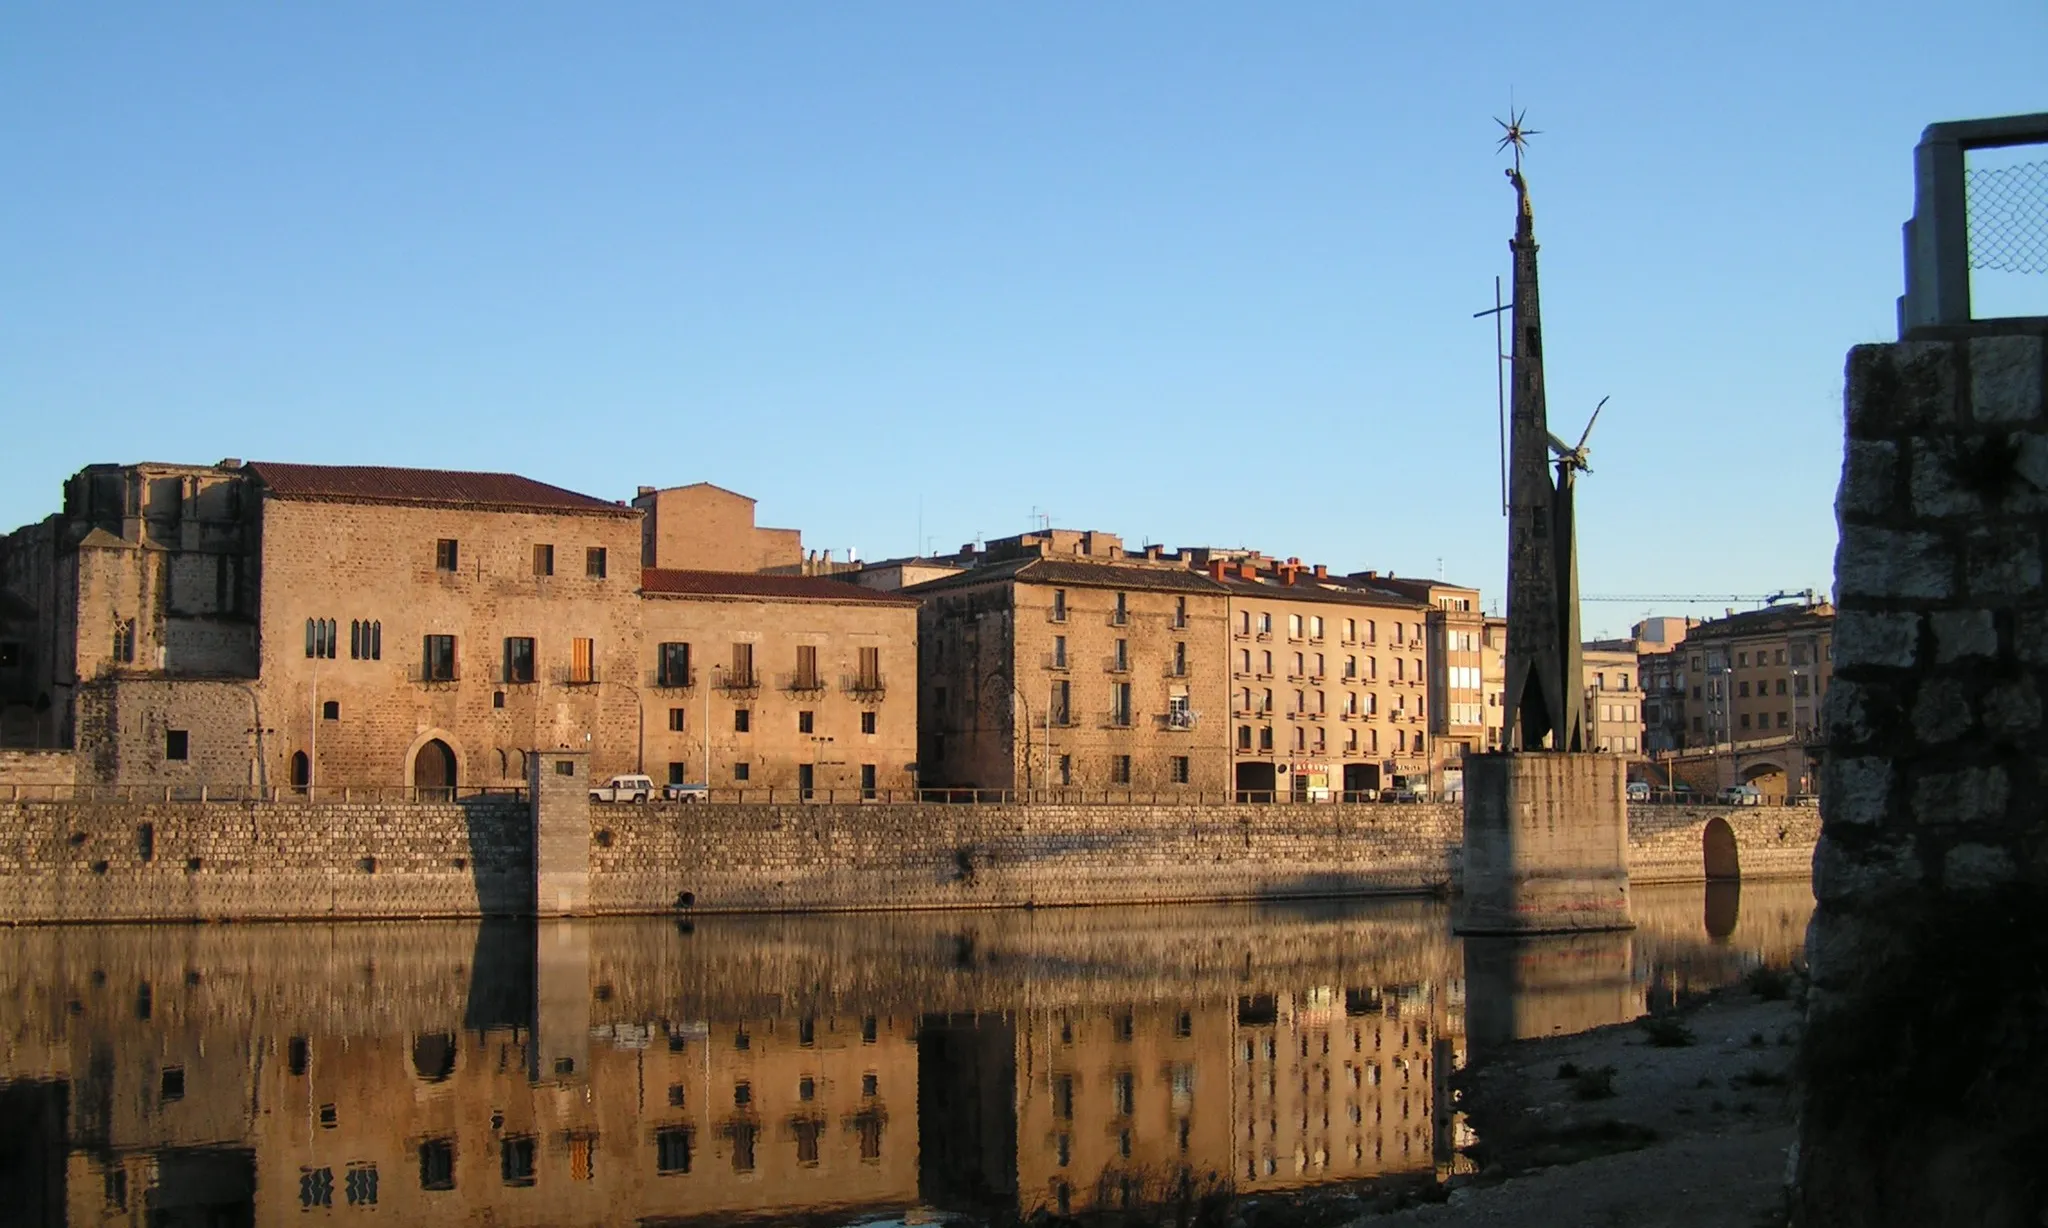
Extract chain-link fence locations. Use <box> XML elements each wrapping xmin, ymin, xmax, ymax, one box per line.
<box><xmin>1967</xmin><ymin>158</ymin><xmax>2048</xmax><ymax>275</ymax></box>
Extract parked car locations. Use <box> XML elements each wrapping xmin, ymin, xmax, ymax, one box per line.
<box><xmin>1786</xmin><ymin>792</ymin><xmax>1821</xmax><ymax>807</ymax></box>
<box><xmin>1718</xmin><ymin>783</ymin><xmax>1764</xmax><ymax>806</ymax></box>
<box><xmin>590</xmin><ymin>774</ymin><xmax>656</xmax><ymax>803</ymax></box>
<box><xmin>1625</xmin><ymin>780</ymin><xmax>1651</xmax><ymax>803</ymax></box>
<box><xmin>1379</xmin><ymin>786</ymin><xmax>1427</xmax><ymax>804</ymax></box>
<box><xmin>663</xmin><ymin>781</ymin><xmax>709</xmax><ymax>803</ymax></box>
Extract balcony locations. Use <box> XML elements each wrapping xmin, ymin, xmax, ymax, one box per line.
<box><xmin>1104</xmin><ymin>709</ymin><xmax>1134</xmax><ymax>729</ymax></box>
<box><xmin>1105</xmin><ymin>657</ymin><xmax>1131</xmax><ymax>675</ymax></box>
<box><xmin>553</xmin><ymin>666</ymin><xmax>601</xmax><ymax>687</ymax></box>
<box><xmin>716</xmin><ymin>670</ymin><xmax>761</xmax><ymax>692</ymax></box>
<box><xmin>842</xmin><ymin>673</ymin><xmax>887</xmax><ymax>698</ymax></box>
<box><xmin>409</xmin><ymin>664</ymin><xmax>461</xmax><ymax>685</ymax></box>
<box><xmin>652</xmin><ymin>667</ymin><xmax>697</xmax><ymax>690</ymax></box>
<box><xmin>1163</xmin><ymin>663</ymin><xmax>1188</xmax><ymax>678</ymax></box>
<box><xmin>1160</xmin><ymin>710</ymin><xmax>1199</xmax><ymax>732</ymax></box>
<box><xmin>779</xmin><ymin>671</ymin><xmax>828</xmax><ymax>695</ymax></box>
<box><xmin>1042</xmin><ymin>652</ymin><xmax>1069</xmax><ymax>672</ymax></box>
<box><xmin>1109</xmin><ymin>611</ymin><xmax>1129</xmax><ymax>627</ymax></box>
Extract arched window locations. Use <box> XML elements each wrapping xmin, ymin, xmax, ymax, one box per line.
<box><xmin>350</xmin><ymin>619</ymin><xmax>382</xmax><ymax>661</ymax></box>
<box><xmin>290</xmin><ymin>751</ymin><xmax>310</xmax><ymax>792</ymax></box>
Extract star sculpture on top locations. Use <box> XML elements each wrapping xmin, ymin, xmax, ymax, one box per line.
<box><xmin>1495</xmin><ymin>107</ymin><xmax>1539</xmax><ymax>174</ymax></box>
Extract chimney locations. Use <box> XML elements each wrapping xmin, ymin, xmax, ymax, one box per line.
<box><xmin>1313</xmin><ymin>564</ymin><xmax>1327</xmax><ymax>580</ymax></box>
<box><xmin>636</xmin><ymin>485</ymin><xmax>655</xmax><ymax>497</ymax></box>
<box><xmin>1360</xmin><ymin>570</ymin><xmax>1378</xmax><ymax>581</ymax></box>
<box><xmin>1239</xmin><ymin>562</ymin><xmax>1259</xmax><ymax>581</ymax></box>
<box><xmin>1280</xmin><ymin>565</ymin><xmax>1300</xmax><ymax>585</ymax></box>
<box><xmin>1207</xmin><ymin>560</ymin><xmax>1228</xmax><ymax>581</ymax></box>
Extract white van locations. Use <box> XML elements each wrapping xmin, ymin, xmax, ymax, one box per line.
<box><xmin>590</xmin><ymin>774</ymin><xmax>656</xmax><ymax>803</ymax></box>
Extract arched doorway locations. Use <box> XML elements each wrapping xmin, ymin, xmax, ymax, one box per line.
<box><xmin>414</xmin><ymin>739</ymin><xmax>456</xmax><ymax>800</ymax></box>
<box><xmin>290</xmin><ymin>751</ymin><xmax>310</xmax><ymax>793</ymax></box>
<box><xmin>1703</xmin><ymin>816</ymin><xmax>1740</xmax><ymax>881</ymax></box>
<box><xmin>411</xmin><ymin>1033</ymin><xmax>457</xmax><ymax>1082</ymax></box>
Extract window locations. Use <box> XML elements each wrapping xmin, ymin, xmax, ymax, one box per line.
<box><xmin>500</xmin><ymin>1137</ymin><xmax>536</xmax><ymax>1186</ymax></box>
<box><xmin>1740</xmin><ymin>714</ymin><xmax>1753</xmax><ymax>730</ymax></box>
<box><xmin>1112</xmin><ymin>755</ymin><xmax>1131</xmax><ymax>784</ymax></box>
<box><xmin>1776</xmin><ymin>678</ymin><xmax>1788</xmax><ymax>695</ymax></box>
<box><xmin>1052</xmin><ymin>589</ymin><xmax>1068</xmax><ymax>622</ymax></box>
<box><xmin>435</xmin><ymin>539</ymin><xmax>459</xmax><ymax>572</ymax></box>
<box><xmin>322</xmin><ymin>700</ymin><xmax>339</xmax><ymax>721</ymax></box>
<box><xmin>1238</xmin><ymin>648</ymin><xmax>1250</xmax><ymax>674</ymax></box>
<box><xmin>1310</xmin><ymin>615</ymin><xmax>1323</xmax><ymax>640</ymax></box>
<box><xmin>422</xmin><ymin>635</ymin><xmax>457</xmax><ymax>682</ymax></box>
<box><xmin>1738</xmin><ymin>681</ymin><xmax>1750</xmax><ymax>698</ymax></box>
<box><xmin>856</xmin><ymin>646</ymin><xmax>881</xmax><ymax>690</ymax></box>
<box><xmin>504</xmin><ymin>637</ymin><xmax>536</xmax><ymax>684</ymax></box>
<box><xmin>1259</xmin><ymin>726</ymin><xmax>1273</xmax><ymax>751</ymax></box>
<box><xmin>658</xmin><ymin>642</ymin><xmax>692</xmax><ymax>687</ymax></box>
<box><xmin>795</xmin><ymin>644</ymin><xmax>820</xmax><ymax>689</ymax></box>
<box><xmin>798</xmin><ymin>710</ymin><xmax>814</xmax><ymax>734</ymax></box>
<box><xmin>1172</xmin><ymin>641</ymin><xmax>1186</xmax><ymax>675</ymax></box>
<box><xmin>656</xmin><ymin>1127</ymin><xmax>693</xmax><ymax>1175</ymax></box>
<box><xmin>533</xmin><ymin>544</ymin><xmax>554</xmax><ymax>576</ymax></box>
<box><xmin>860</xmin><ymin>710</ymin><xmax>877</xmax><ymax>735</ymax></box>
<box><xmin>1345</xmin><ymin>655</ymin><xmax>1357</xmax><ymax>679</ymax></box>
<box><xmin>349</xmin><ymin>619</ymin><xmax>382</xmax><ymax>660</ymax></box>
<box><xmin>1113</xmin><ymin>639</ymin><xmax>1128</xmax><ymax>672</ymax></box>
<box><xmin>861</xmin><ymin>763</ymin><xmax>877</xmax><ymax>799</ymax></box>
<box><xmin>733</xmin><ymin>762</ymin><xmax>750</xmax><ymax>781</ymax></box>
<box><xmin>567</xmin><ymin>1136</ymin><xmax>594</xmax><ymax>1183</ymax></box>
<box><xmin>1174</xmin><ymin>596</ymin><xmax>1187</xmax><ymax>628</ymax></box>
<box><xmin>585</xmin><ymin>547</ymin><xmax>607</xmax><ymax>579</ymax></box>
<box><xmin>730</xmin><ymin>642</ymin><xmax>755</xmax><ymax>686</ymax></box>
<box><xmin>1778</xmin><ymin>711</ymin><xmax>1791</xmax><ymax>728</ymax></box>
<box><xmin>861</xmin><ymin>1072</ymin><xmax>879</xmax><ymax>1097</ymax></box>
<box><xmin>734</xmin><ymin>709</ymin><xmax>751</xmax><ymax>733</ymax></box>
<box><xmin>1259</xmin><ymin>612</ymin><xmax>1272</xmax><ymax>636</ymax></box>
<box><xmin>1238</xmin><ymin>725</ymin><xmax>1252</xmax><ymax>750</ymax></box>
<box><xmin>418</xmin><ymin>1140</ymin><xmax>455</xmax><ymax>1191</ymax></box>
<box><xmin>1113</xmin><ymin>592</ymin><xmax>1128</xmax><ymax>625</ymax></box>
<box><xmin>1293</xmin><ymin>652</ymin><xmax>1304</xmax><ymax>677</ymax></box>
<box><xmin>1111</xmin><ymin>682</ymin><xmax>1132</xmax><ymax>726</ymax></box>
<box><xmin>1289</xmin><ymin>614</ymin><xmax>1303</xmax><ymax>639</ymax></box>
<box><xmin>1050</xmin><ymin>680</ymin><xmax>1071</xmax><ymax>725</ymax></box>
<box><xmin>305</xmin><ymin>618</ymin><xmax>337</xmax><ymax>659</ymax></box>
<box><xmin>165</xmin><ymin>730</ymin><xmax>189</xmax><ymax>761</ymax></box>
<box><xmin>668</xmin><ymin>708</ymin><xmax>686</xmax><ymax>732</ymax></box>
<box><xmin>1171</xmin><ymin>755</ymin><xmax>1190</xmax><ymax>784</ymax></box>
<box><xmin>570</xmin><ymin>637</ymin><xmax>596</xmax><ymax>684</ymax></box>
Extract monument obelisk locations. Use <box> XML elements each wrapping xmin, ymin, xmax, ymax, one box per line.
<box><xmin>1457</xmin><ymin>113</ymin><xmax>1632</xmax><ymax>935</ymax></box>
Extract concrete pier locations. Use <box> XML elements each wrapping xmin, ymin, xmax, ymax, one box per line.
<box><xmin>1457</xmin><ymin>752</ymin><xmax>1633</xmax><ymax>934</ymax></box>
<box><xmin>530</xmin><ymin>749</ymin><xmax>590</xmax><ymax>916</ymax></box>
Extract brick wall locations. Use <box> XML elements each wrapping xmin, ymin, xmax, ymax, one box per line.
<box><xmin>0</xmin><ymin>749</ymin><xmax>76</xmax><ymax>788</ymax></box>
<box><xmin>1796</xmin><ymin>327</ymin><xmax>2048</xmax><ymax>1224</ymax></box>
<box><xmin>1627</xmin><ymin>804</ymin><xmax>1820</xmax><ymax>883</ymax></box>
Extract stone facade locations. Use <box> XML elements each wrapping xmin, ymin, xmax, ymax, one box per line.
<box><xmin>632</xmin><ymin>481</ymin><xmax>802</xmax><ymax>574</ymax></box>
<box><xmin>1796</xmin><ymin>326</ymin><xmax>2048</xmax><ymax>1224</ymax></box>
<box><xmin>0</xmin><ymin>462</ymin><xmax>917</xmax><ymax>796</ymax></box>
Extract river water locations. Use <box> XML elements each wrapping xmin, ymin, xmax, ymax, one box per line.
<box><xmin>0</xmin><ymin>881</ymin><xmax>1810</xmax><ymax>1226</ymax></box>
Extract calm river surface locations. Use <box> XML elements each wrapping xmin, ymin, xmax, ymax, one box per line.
<box><xmin>0</xmin><ymin>881</ymin><xmax>1810</xmax><ymax>1226</ymax></box>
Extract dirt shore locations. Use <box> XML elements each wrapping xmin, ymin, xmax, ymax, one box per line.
<box><xmin>1344</xmin><ymin>982</ymin><xmax>1802</xmax><ymax>1228</ymax></box>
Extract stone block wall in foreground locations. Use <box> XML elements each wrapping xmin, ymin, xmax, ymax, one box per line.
<box><xmin>1797</xmin><ymin>327</ymin><xmax>2048</xmax><ymax>1225</ymax></box>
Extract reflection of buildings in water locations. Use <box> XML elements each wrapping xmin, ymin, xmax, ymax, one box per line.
<box><xmin>1234</xmin><ymin>987</ymin><xmax>1448</xmax><ymax>1193</ymax></box>
<box><xmin>38</xmin><ymin>1013</ymin><xmax>920</xmax><ymax>1227</ymax></box>
<box><xmin>1629</xmin><ymin>880</ymin><xmax>1815</xmax><ymax>1015</ymax></box>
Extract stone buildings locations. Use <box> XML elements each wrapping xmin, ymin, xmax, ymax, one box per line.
<box><xmin>0</xmin><ymin>461</ymin><xmax>917</xmax><ymax>796</ymax></box>
<box><xmin>1579</xmin><ymin>643</ymin><xmax>1645</xmax><ymax>755</ymax></box>
<box><xmin>910</xmin><ymin>533</ymin><xmax>1234</xmax><ymax>795</ymax></box>
<box><xmin>909</xmin><ymin>533</ymin><xmax>1448</xmax><ymax>799</ymax></box>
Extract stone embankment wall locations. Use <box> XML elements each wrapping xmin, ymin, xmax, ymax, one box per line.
<box><xmin>0</xmin><ymin>796</ymin><xmax>1815</xmax><ymax>924</ymax></box>
<box><xmin>1796</xmin><ymin>329</ymin><xmax>2048</xmax><ymax>1224</ymax></box>
<box><xmin>1628</xmin><ymin>805</ymin><xmax>1821</xmax><ymax>883</ymax></box>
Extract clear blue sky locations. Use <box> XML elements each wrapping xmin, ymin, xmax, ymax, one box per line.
<box><xmin>4</xmin><ymin>3</ymin><xmax>2042</xmax><ymax>635</ymax></box>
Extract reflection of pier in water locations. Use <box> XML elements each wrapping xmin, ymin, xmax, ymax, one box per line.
<box><xmin>0</xmin><ymin>888</ymin><xmax>1808</xmax><ymax>1225</ymax></box>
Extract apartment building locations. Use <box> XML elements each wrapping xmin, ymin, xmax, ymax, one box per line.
<box><xmin>1202</xmin><ymin>560</ymin><xmax>1431</xmax><ymax>799</ymax></box>
<box><xmin>639</xmin><ymin>570</ymin><xmax>919</xmax><ymax>798</ymax></box>
<box><xmin>0</xmin><ymin>461</ymin><xmax>916</xmax><ymax>795</ymax></box>
<box><xmin>1632</xmin><ymin>616</ymin><xmax>1696</xmax><ymax>755</ymax></box>
<box><xmin>910</xmin><ymin>538</ymin><xmax>1231</xmax><ymax>794</ymax></box>
<box><xmin>1359</xmin><ymin>575</ymin><xmax>1488</xmax><ymax>774</ymax></box>
<box><xmin>1580</xmin><ymin>643</ymin><xmax>1645</xmax><ymax>755</ymax></box>
<box><xmin>1681</xmin><ymin>602</ymin><xmax>1835</xmax><ymax>750</ymax></box>
<box><xmin>1479</xmin><ymin>617</ymin><xmax>1507</xmax><ymax>752</ymax></box>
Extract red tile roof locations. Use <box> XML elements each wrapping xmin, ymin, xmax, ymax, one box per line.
<box><xmin>641</xmin><ymin>568</ymin><xmax>921</xmax><ymax>605</ymax></box>
<box><xmin>246</xmin><ymin>462</ymin><xmax>631</xmax><ymax>516</ymax></box>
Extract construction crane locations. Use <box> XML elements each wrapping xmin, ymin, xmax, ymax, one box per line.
<box><xmin>1580</xmin><ymin>589</ymin><xmax>1821</xmax><ymax>606</ymax></box>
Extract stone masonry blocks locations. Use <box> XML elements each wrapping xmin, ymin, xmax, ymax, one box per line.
<box><xmin>1969</xmin><ymin>334</ymin><xmax>2045</xmax><ymax>425</ymax></box>
<box><xmin>1835</xmin><ymin>528</ymin><xmax>1955</xmax><ymax>600</ymax></box>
